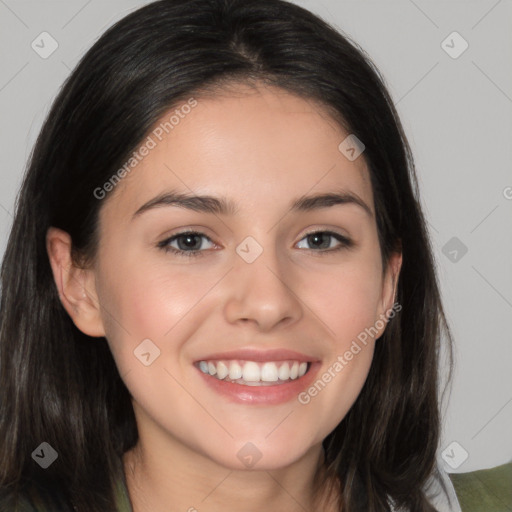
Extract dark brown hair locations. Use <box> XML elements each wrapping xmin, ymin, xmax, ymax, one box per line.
<box><xmin>0</xmin><ymin>0</ymin><xmax>453</xmax><ymax>510</ymax></box>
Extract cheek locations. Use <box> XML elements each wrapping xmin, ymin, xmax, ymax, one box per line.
<box><xmin>300</xmin><ymin>255</ymin><xmax>384</xmax><ymax>346</ymax></box>
<box><xmin>96</xmin><ymin>254</ymin><xmax>218</xmax><ymax>369</ymax></box>
<box><xmin>297</xmin><ymin>342</ymin><xmax>375</xmax><ymax>450</ymax></box>
<box><xmin>291</xmin><ymin>255</ymin><xmax>382</xmax><ymax>430</ymax></box>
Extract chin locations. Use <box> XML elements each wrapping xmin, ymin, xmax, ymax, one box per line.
<box><xmin>198</xmin><ymin>434</ymin><xmax>318</xmax><ymax>472</ymax></box>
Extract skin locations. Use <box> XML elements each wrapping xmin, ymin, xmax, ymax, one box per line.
<box><xmin>47</xmin><ymin>82</ymin><xmax>402</xmax><ymax>512</ymax></box>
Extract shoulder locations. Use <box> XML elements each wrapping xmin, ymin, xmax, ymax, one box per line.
<box><xmin>0</xmin><ymin>481</ymin><xmax>71</xmax><ymax>512</ymax></box>
<box><xmin>0</xmin><ymin>490</ymin><xmax>38</xmax><ymax>511</ymax></box>
<box><xmin>449</xmin><ymin>461</ymin><xmax>512</xmax><ymax>512</ymax></box>
<box><xmin>0</xmin><ymin>470</ymin><xmax>131</xmax><ymax>512</ymax></box>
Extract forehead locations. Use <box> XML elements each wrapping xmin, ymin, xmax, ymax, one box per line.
<box><xmin>101</xmin><ymin>83</ymin><xmax>373</xmax><ymax>222</ymax></box>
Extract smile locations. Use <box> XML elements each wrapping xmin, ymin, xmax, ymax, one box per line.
<box><xmin>193</xmin><ymin>348</ymin><xmax>321</xmax><ymax>404</ymax></box>
<box><xmin>197</xmin><ymin>359</ymin><xmax>310</xmax><ymax>386</ymax></box>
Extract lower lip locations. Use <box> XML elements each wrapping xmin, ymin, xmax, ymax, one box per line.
<box><xmin>195</xmin><ymin>362</ymin><xmax>322</xmax><ymax>405</ymax></box>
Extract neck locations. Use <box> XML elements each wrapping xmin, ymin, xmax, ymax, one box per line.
<box><xmin>123</xmin><ymin>428</ymin><xmax>338</xmax><ymax>512</ymax></box>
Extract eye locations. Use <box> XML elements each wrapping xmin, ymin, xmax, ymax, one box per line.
<box><xmin>157</xmin><ymin>231</ymin><xmax>216</xmax><ymax>258</ymax></box>
<box><xmin>296</xmin><ymin>230</ymin><xmax>353</xmax><ymax>252</ymax></box>
<box><xmin>157</xmin><ymin>229</ymin><xmax>353</xmax><ymax>258</ymax></box>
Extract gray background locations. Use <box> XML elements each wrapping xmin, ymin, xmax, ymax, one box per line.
<box><xmin>0</xmin><ymin>0</ymin><xmax>511</xmax><ymax>474</ymax></box>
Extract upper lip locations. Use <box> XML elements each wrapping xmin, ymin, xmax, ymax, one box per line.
<box><xmin>194</xmin><ymin>348</ymin><xmax>320</xmax><ymax>363</ymax></box>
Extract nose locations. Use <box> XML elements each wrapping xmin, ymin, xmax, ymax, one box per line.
<box><xmin>223</xmin><ymin>239</ymin><xmax>303</xmax><ymax>332</ymax></box>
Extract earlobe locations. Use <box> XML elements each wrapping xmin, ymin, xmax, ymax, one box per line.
<box><xmin>375</xmin><ymin>250</ymin><xmax>403</xmax><ymax>339</ymax></box>
<box><xmin>46</xmin><ymin>227</ymin><xmax>106</xmax><ymax>338</ymax></box>
<box><xmin>384</xmin><ymin>251</ymin><xmax>402</xmax><ymax>313</ymax></box>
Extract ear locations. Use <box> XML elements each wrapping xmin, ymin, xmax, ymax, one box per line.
<box><xmin>46</xmin><ymin>227</ymin><xmax>106</xmax><ymax>337</ymax></box>
<box><xmin>375</xmin><ymin>249</ymin><xmax>402</xmax><ymax>337</ymax></box>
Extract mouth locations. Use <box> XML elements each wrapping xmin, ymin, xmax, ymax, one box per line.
<box><xmin>195</xmin><ymin>359</ymin><xmax>311</xmax><ymax>386</ymax></box>
<box><xmin>192</xmin><ymin>349</ymin><xmax>321</xmax><ymax>404</ymax></box>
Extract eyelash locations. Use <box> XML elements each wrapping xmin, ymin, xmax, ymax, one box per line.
<box><xmin>157</xmin><ymin>230</ymin><xmax>353</xmax><ymax>258</ymax></box>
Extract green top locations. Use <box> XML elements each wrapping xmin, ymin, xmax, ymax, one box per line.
<box><xmin>115</xmin><ymin>470</ymin><xmax>133</xmax><ymax>512</ymax></box>
<box><xmin>3</xmin><ymin>462</ymin><xmax>511</xmax><ymax>511</ymax></box>
<box><xmin>113</xmin><ymin>462</ymin><xmax>512</xmax><ymax>511</ymax></box>
<box><xmin>448</xmin><ymin>461</ymin><xmax>512</xmax><ymax>512</ymax></box>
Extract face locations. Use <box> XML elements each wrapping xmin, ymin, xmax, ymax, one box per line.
<box><xmin>50</xmin><ymin>82</ymin><xmax>401</xmax><ymax>471</ymax></box>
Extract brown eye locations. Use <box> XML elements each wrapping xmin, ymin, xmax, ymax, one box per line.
<box><xmin>296</xmin><ymin>231</ymin><xmax>353</xmax><ymax>252</ymax></box>
<box><xmin>157</xmin><ymin>231</ymin><xmax>215</xmax><ymax>257</ymax></box>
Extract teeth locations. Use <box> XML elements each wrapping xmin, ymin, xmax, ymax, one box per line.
<box><xmin>261</xmin><ymin>362</ymin><xmax>278</xmax><ymax>382</ymax></box>
<box><xmin>216</xmin><ymin>361</ymin><xmax>229</xmax><ymax>380</ymax></box>
<box><xmin>207</xmin><ymin>362</ymin><xmax>217</xmax><ymax>376</ymax></box>
<box><xmin>278</xmin><ymin>362</ymin><xmax>290</xmax><ymax>380</ymax></box>
<box><xmin>197</xmin><ymin>359</ymin><xmax>311</xmax><ymax>385</ymax></box>
<box><xmin>290</xmin><ymin>361</ymin><xmax>299</xmax><ymax>379</ymax></box>
<box><xmin>228</xmin><ymin>361</ymin><xmax>242</xmax><ymax>380</ymax></box>
<box><xmin>242</xmin><ymin>361</ymin><xmax>260</xmax><ymax>382</ymax></box>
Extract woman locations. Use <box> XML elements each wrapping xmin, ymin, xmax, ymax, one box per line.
<box><xmin>0</xmin><ymin>0</ymin><xmax>465</xmax><ymax>510</ymax></box>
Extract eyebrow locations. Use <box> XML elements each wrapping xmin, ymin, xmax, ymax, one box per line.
<box><xmin>132</xmin><ymin>188</ymin><xmax>373</xmax><ymax>220</ymax></box>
